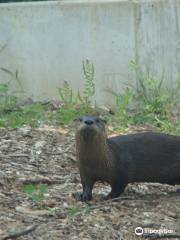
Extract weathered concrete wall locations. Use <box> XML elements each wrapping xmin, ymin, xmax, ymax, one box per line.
<box><xmin>0</xmin><ymin>0</ymin><xmax>180</xmax><ymax>106</ymax></box>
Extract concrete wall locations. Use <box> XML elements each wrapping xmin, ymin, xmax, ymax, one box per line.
<box><xmin>0</xmin><ymin>0</ymin><xmax>180</xmax><ymax>107</ymax></box>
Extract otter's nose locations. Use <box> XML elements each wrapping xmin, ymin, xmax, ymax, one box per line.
<box><xmin>84</xmin><ymin>119</ymin><xmax>94</xmax><ymax>125</ymax></box>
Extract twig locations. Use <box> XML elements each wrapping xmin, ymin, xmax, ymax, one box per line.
<box><xmin>9</xmin><ymin>154</ymin><xmax>29</xmax><ymax>158</ymax></box>
<box><xmin>102</xmin><ymin>195</ymin><xmax>134</xmax><ymax>202</ymax></box>
<box><xmin>16</xmin><ymin>177</ymin><xmax>59</xmax><ymax>186</ymax></box>
<box><xmin>2</xmin><ymin>224</ymin><xmax>38</xmax><ymax>240</ymax></box>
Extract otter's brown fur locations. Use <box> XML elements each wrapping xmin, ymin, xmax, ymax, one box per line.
<box><xmin>75</xmin><ymin>116</ymin><xmax>180</xmax><ymax>202</ymax></box>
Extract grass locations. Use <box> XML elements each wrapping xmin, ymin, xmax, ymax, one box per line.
<box><xmin>0</xmin><ymin>61</ymin><xmax>179</xmax><ymax>135</ymax></box>
<box><xmin>0</xmin><ymin>103</ymin><xmax>47</xmax><ymax>128</ymax></box>
<box><xmin>104</xmin><ymin>63</ymin><xmax>180</xmax><ymax>135</ymax></box>
<box><xmin>0</xmin><ymin>102</ymin><xmax>178</xmax><ymax>135</ymax></box>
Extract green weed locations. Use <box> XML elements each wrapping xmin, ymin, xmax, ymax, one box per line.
<box><xmin>58</xmin><ymin>81</ymin><xmax>73</xmax><ymax>107</ymax></box>
<box><xmin>79</xmin><ymin>59</ymin><xmax>95</xmax><ymax>113</ymax></box>
<box><xmin>57</xmin><ymin>60</ymin><xmax>97</xmax><ymax>124</ymax></box>
<box><xmin>0</xmin><ymin>103</ymin><xmax>46</xmax><ymax>128</ymax></box>
<box><xmin>24</xmin><ymin>184</ymin><xmax>48</xmax><ymax>203</ymax></box>
<box><xmin>0</xmin><ymin>61</ymin><xmax>179</xmax><ymax>135</ymax></box>
<box><xmin>70</xmin><ymin>206</ymin><xmax>91</xmax><ymax>221</ymax></box>
<box><xmin>106</xmin><ymin>87</ymin><xmax>134</xmax><ymax>128</ymax></box>
<box><xmin>107</xmin><ymin>61</ymin><xmax>180</xmax><ymax>134</ymax></box>
<box><xmin>0</xmin><ymin>68</ymin><xmax>23</xmax><ymax>113</ymax></box>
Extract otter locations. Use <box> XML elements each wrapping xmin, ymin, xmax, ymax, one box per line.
<box><xmin>74</xmin><ymin>116</ymin><xmax>180</xmax><ymax>202</ymax></box>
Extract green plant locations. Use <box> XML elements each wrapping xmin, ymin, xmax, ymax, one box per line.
<box><xmin>0</xmin><ymin>103</ymin><xmax>47</xmax><ymax>128</ymax></box>
<box><xmin>154</xmin><ymin>116</ymin><xmax>180</xmax><ymax>135</ymax></box>
<box><xmin>106</xmin><ymin>60</ymin><xmax>180</xmax><ymax>134</ymax></box>
<box><xmin>56</xmin><ymin>107</ymin><xmax>81</xmax><ymax>125</ymax></box>
<box><xmin>129</xmin><ymin>61</ymin><xmax>180</xmax><ymax>116</ymax></box>
<box><xmin>165</xmin><ymin>76</ymin><xmax>180</xmax><ymax>113</ymax></box>
<box><xmin>58</xmin><ymin>81</ymin><xmax>73</xmax><ymax>107</ymax></box>
<box><xmin>1</xmin><ymin>68</ymin><xmax>23</xmax><ymax>91</ymax></box>
<box><xmin>0</xmin><ymin>68</ymin><xmax>23</xmax><ymax>112</ymax></box>
<box><xmin>24</xmin><ymin>184</ymin><xmax>48</xmax><ymax>203</ymax></box>
<box><xmin>0</xmin><ymin>82</ymin><xmax>10</xmax><ymax>110</ymax></box>
<box><xmin>106</xmin><ymin>87</ymin><xmax>134</xmax><ymax>127</ymax></box>
<box><xmin>83</xmin><ymin>60</ymin><xmax>95</xmax><ymax>97</ymax></box>
<box><xmin>70</xmin><ymin>206</ymin><xmax>91</xmax><ymax>221</ymax></box>
<box><xmin>57</xmin><ymin>60</ymin><xmax>96</xmax><ymax>124</ymax></box>
<box><xmin>78</xmin><ymin>60</ymin><xmax>95</xmax><ymax>113</ymax></box>
<box><xmin>135</xmin><ymin>75</ymin><xmax>168</xmax><ymax>115</ymax></box>
<box><xmin>0</xmin><ymin>60</ymin><xmax>178</xmax><ymax>135</ymax></box>
<box><xmin>0</xmin><ymin>80</ymin><xmax>17</xmax><ymax>112</ymax></box>
<box><xmin>71</xmin><ymin>207</ymin><xmax>80</xmax><ymax>216</ymax></box>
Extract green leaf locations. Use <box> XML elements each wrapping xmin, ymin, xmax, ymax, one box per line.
<box><xmin>0</xmin><ymin>83</ymin><xmax>9</xmax><ymax>93</ymax></box>
<box><xmin>31</xmin><ymin>193</ymin><xmax>40</xmax><ymax>203</ymax></box>
<box><xmin>39</xmin><ymin>184</ymin><xmax>48</xmax><ymax>194</ymax></box>
<box><xmin>24</xmin><ymin>184</ymin><xmax>36</xmax><ymax>195</ymax></box>
<box><xmin>1</xmin><ymin>68</ymin><xmax>14</xmax><ymax>77</ymax></box>
<box><xmin>71</xmin><ymin>207</ymin><xmax>79</xmax><ymax>216</ymax></box>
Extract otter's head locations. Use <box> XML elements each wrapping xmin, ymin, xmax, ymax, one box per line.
<box><xmin>75</xmin><ymin>116</ymin><xmax>106</xmax><ymax>141</ymax></box>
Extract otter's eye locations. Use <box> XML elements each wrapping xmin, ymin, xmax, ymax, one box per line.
<box><xmin>96</xmin><ymin>118</ymin><xmax>100</xmax><ymax>123</ymax></box>
<box><xmin>79</xmin><ymin>117</ymin><xmax>83</xmax><ymax>122</ymax></box>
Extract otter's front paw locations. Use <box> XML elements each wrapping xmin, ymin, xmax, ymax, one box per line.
<box><xmin>72</xmin><ymin>192</ymin><xmax>92</xmax><ymax>202</ymax></box>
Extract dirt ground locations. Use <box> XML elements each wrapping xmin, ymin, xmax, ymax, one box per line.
<box><xmin>0</xmin><ymin>126</ymin><xmax>180</xmax><ymax>240</ymax></box>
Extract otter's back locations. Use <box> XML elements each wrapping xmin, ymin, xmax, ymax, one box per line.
<box><xmin>108</xmin><ymin>132</ymin><xmax>180</xmax><ymax>184</ymax></box>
